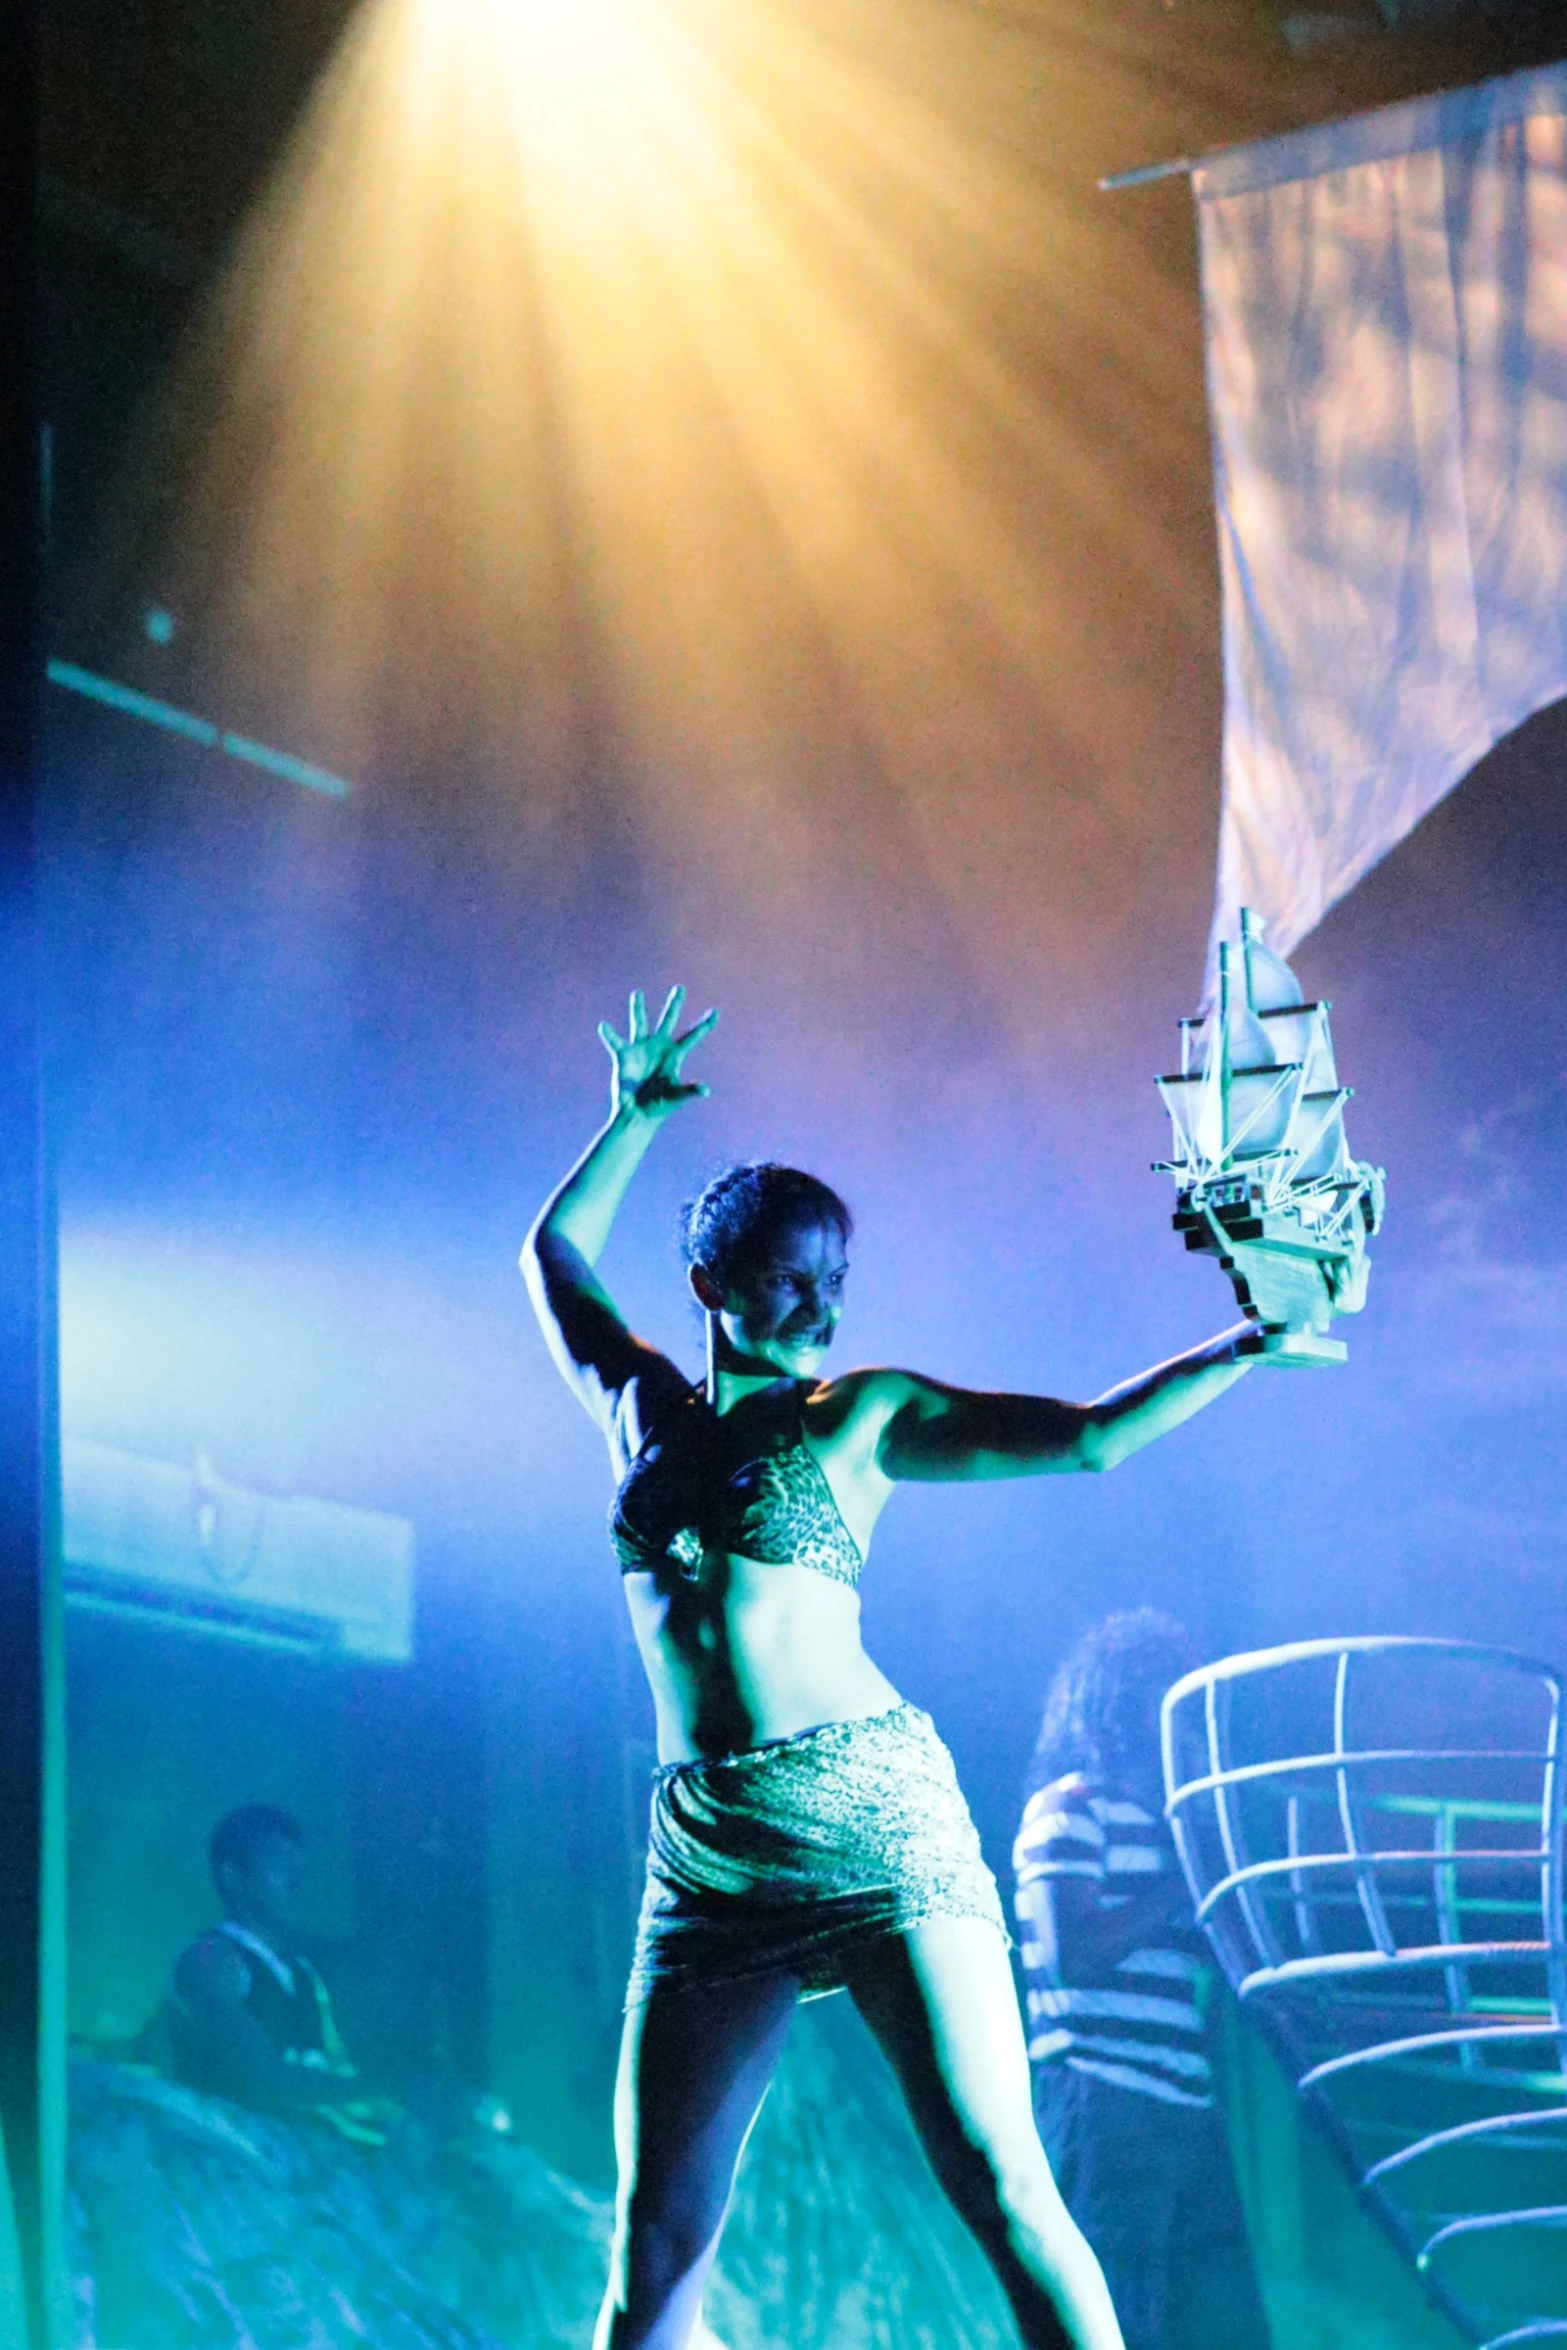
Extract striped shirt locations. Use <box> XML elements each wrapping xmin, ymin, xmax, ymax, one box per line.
<box><xmin>1013</xmin><ymin>1769</ymin><xmax>1212</xmax><ymax>2108</ymax></box>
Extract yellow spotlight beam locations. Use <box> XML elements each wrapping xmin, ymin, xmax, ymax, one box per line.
<box><xmin>133</xmin><ymin>0</ymin><xmax>1260</xmax><ymax>1028</ymax></box>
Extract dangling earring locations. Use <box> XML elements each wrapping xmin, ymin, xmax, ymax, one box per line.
<box><xmin>704</xmin><ymin>1308</ymin><xmax>719</xmax><ymax>1406</ymax></box>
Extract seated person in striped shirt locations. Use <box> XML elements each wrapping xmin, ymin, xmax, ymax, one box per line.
<box><xmin>1014</xmin><ymin>1612</ymin><xmax>1270</xmax><ymax>2350</ymax></box>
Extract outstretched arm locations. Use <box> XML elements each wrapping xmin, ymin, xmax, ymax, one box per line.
<box><xmin>522</xmin><ymin>986</ymin><xmax>717</xmax><ymax>1433</ymax></box>
<box><xmin>857</xmin><ymin>1322</ymin><xmax>1276</xmax><ymax>1481</ymax></box>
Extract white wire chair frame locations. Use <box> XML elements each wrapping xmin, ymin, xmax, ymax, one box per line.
<box><xmin>1162</xmin><ymin>1637</ymin><xmax>1567</xmax><ymax>2349</ymax></box>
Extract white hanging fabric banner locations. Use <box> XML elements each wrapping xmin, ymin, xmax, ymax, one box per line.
<box><xmin>1197</xmin><ymin>64</ymin><xmax>1567</xmax><ymax>971</ymax></box>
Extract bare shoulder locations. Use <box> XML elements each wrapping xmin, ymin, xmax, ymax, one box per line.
<box><xmin>805</xmin><ymin>1367</ymin><xmax>925</xmax><ymax>1458</ymax></box>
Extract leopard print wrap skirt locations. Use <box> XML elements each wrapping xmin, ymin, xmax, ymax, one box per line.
<box><xmin>626</xmin><ymin>1701</ymin><xmax>1008</xmax><ymax>2005</ymax></box>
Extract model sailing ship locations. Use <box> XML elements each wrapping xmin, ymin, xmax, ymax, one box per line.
<box><xmin>1155</xmin><ymin>911</ymin><xmax>1385</xmax><ymax>1363</ymax></box>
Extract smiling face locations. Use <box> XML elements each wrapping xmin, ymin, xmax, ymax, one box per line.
<box><xmin>698</xmin><ymin>1212</ymin><xmax>849</xmax><ymax>1379</ymax></box>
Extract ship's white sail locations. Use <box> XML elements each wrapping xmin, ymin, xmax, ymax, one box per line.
<box><xmin>1156</xmin><ymin>911</ymin><xmax>1383</xmax><ymax>1361</ymax></box>
<box><xmin>1194</xmin><ymin>63</ymin><xmax>1567</xmax><ymax>977</ymax></box>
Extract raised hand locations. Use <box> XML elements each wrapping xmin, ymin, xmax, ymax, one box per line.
<box><xmin>599</xmin><ymin>986</ymin><xmax>719</xmax><ymax>1124</ymax></box>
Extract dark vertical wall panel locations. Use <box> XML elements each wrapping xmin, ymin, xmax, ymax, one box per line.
<box><xmin>1</xmin><ymin>5</ymin><xmax>66</xmax><ymax>2342</ymax></box>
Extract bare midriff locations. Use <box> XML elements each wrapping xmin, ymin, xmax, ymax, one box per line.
<box><xmin>623</xmin><ymin>1554</ymin><xmax>903</xmax><ymax>1764</ymax></box>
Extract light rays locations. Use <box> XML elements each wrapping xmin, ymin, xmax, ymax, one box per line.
<box><xmin>131</xmin><ymin>0</ymin><xmax>1249</xmax><ymax>1032</ymax></box>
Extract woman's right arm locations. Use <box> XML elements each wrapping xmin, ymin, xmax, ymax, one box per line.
<box><xmin>521</xmin><ymin>987</ymin><xmax>717</xmax><ymax>1434</ymax></box>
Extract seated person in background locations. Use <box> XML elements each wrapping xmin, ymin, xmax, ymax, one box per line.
<box><xmin>170</xmin><ymin>1803</ymin><xmax>390</xmax><ymax>2142</ymax></box>
<box><xmin>1014</xmin><ymin>1611</ymin><xmax>1271</xmax><ymax>2350</ymax></box>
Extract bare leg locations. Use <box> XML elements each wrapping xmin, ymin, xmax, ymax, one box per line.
<box><xmin>595</xmin><ymin>1969</ymin><xmax>798</xmax><ymax>2350</ymax></box>
<box><xmin>843</xmin><ymin>1917</ymin><xmax>1125</xmax><ymax>2350</ymax></box>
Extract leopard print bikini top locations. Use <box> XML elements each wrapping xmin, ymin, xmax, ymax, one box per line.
<box><xmin>610</xmin><ymin>1383</ymin><xmax>864</xmax><ymax>1588</ymax></box>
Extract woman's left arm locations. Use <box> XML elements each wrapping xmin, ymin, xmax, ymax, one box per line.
<box><xmin>861</xmin><ymin>1323</ymin><xmax>1278</xmax><ymax>1482</ymax></box>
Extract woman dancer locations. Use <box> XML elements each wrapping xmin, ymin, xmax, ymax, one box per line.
<box><xmin>523</xmin><ymin>987</ymin><xmax>1289</xmax><ymax>2350</ymax></box>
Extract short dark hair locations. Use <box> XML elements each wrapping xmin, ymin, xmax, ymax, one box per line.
<box><xmin>680</xmin><ymin>1162</ymin><xmax>852</xmax><ymax>1291</ymax></box>
<box><xmin>208</xmin><ymin>1804</ymin><xmax>304</xmax><ymax>1888</ymax></box>
<box><xmin>1033</xmin><ymin>1610</ymin><xmax>1201</xmax><ymax>1789</ymax></box>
